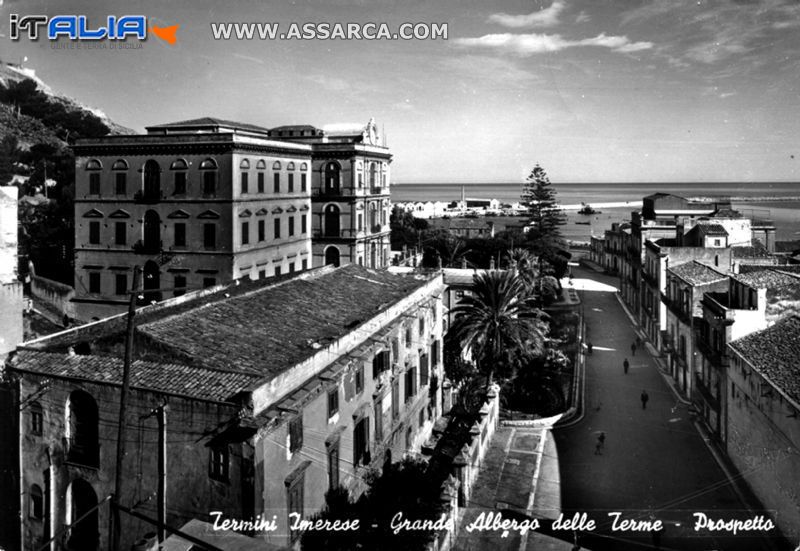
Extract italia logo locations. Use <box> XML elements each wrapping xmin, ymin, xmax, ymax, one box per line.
<box><xmin>9</xmin><ymin>15</ymin><xmax>178</xmax><ymax>45</ymax></box>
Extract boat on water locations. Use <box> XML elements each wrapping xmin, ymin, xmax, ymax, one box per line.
<box><xmin>578</xmin><ymin>203</ymin><xmax>601</xmax><ymax>215</ymax></box>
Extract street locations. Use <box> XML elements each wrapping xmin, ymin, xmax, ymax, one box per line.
<box><xmin>553</xmin><ymin>267</ymin><xmax>785</xmax><ymax>551</ymax></box>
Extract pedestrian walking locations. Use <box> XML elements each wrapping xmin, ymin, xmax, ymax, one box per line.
<box><xmin>636</xmin><ymin>336</ymin><xmax>642</xmax><ymax>348</ymax></box>
<box><xmin>623</xmin><ymin>358</ymin><xmax>629</xmax><ymax>374</ymax></box>
<box><xmin>587</xmin><ymin>341</ymin><xmax>593</xmax><ymax>355</ymax></box>
<box><xmin>641</xmin><ymin>389</ymin><xmax>649</xmax><ymax>409</ymax></box>
<box><xmin>595</xmin><ymin>432</ymin><xmax>605</xmax><ymax>455</ymax></box>
<box><xmin>631</xmin><ymin>341</ymin><xmax>637</xmax><ymax>356</ymax></box>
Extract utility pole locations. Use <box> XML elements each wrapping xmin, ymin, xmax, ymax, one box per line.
<box><xmin>112</xmin><ymin>265</ymin><xmax>140</xmax><ymax>551</ymax></box>
<box><xmin>157</xmin><ymin>404</ymin><xmax>167</xmax><ymax>547</ymax></box>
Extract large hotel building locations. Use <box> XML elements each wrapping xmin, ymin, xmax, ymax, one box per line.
<box><xmin>71</xmin><ymin>117</ymin><xmax>392</xmax><ymax>321</ymax></box>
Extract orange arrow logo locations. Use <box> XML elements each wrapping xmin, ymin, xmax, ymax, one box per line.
<box><xmin>151</xmin><ymin>24</ymin><xmax>178</xmax><ymax>45</ymax></box>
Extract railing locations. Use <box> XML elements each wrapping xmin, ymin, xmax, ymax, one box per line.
<box><xmin>132</xmin><ymin>239</ymin><xmax>162</xmax><ymax>255</ymax></box>
<box><xmin>312</xmin><ymin>186</ymin><xmax>360</xmax><ymax>198</ymax></box>
<box><xmin>695</xmin><ymin>334</ymin><xmax>730</xmax><ymax>367</ymax></box>
<box><xmin>133</xmin><ymin>190</ymin><xmax>161</xmax><ymax>204</ymax></box>
<box><xmin>370</xmin><ymin>187</ymin><xmax>384</xmax><ymax>195</ymax></box>
<box><xmin>662</xmin><ymin>294</ymin><xmax>692</xmax><ymax>325</ymax></box>
<box><xmin>65</xmin><ymin>437</ymin><xmax>99</xmax><ymax>468</ymax></box>
<box><xmin>312</xmin><ymin>228</ymin><xmax>360</xmax><ymax>239</ymax></box>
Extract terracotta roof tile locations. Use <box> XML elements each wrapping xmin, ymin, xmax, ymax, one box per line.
<box><xmin>669</xmin><ymin>261</ymin><xmax>727</xmax><ymax>285</ymax></box>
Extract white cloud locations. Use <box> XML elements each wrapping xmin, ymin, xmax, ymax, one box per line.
<box><xmin>453</xmin><ymin>32</ymin><xmax>653</xmax><ymax>56</ymax></box>
<box><xmin>575</xmin><ymin>11</ymin><xmax>591</xmax><ymax>24</ymax></box>
<box><xmin>306</xmin><ymin>74</ymin><xmax>350</xmax><ymax>92</ymax></box>
<box><xmin>488</xmin><ymin>1</ymin><xmax>566</xmax><ymax>29</ymax></box>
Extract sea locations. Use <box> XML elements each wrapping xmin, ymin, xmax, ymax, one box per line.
<box><xmin>392</xmin><ymin>182</ymin><xmax>800</xmax><ymax>242</ymax></box>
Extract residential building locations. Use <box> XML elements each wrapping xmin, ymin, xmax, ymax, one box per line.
<box><xmin>1</xmin><ymin>264</ymin><xmax>445</xmax><ymax>551</ymax></box>
<box><xmin>71</xmin><ymin>118</ymin><xmax>313</xmax><ymax>322</ymax></box>
<box><xmin>661</xmin><ymin>261</ymin><xmax>728</xmax><ymax>398</ymax></box>
<box><xmin>269</xmin><ymin>118</ymin><xmax>392</xmax><ymax>269</ymax></box>
<box><xmin>727</xmin><ymin>316</ymin><xmax>800</xmax><ymax>542</ymax></box>
<box><xmin>694</xmin><ymin>269</ymin><xmax>800</xmax><ymax>443</ymax></box>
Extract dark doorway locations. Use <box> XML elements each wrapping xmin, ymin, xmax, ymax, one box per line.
<box><xmin>325</xmin><ymin>247</ymin><xmax>340</xmax><ymax>267</ymax></box>
<box><xmin>143</xmin><ymin>160</ymin><xmax>161</xmax><ymax>202</ymax></box>
<box><xmin>324</xmin><ymin>205</ymin><xmax>340</xmax><ymax>237</ymax></box>
<box><xmin>67</xmin><ymin>479</ymin><xmax>99</xmax><ymax>551</ymax></box>
<box><xmin>143</xmin><ymin>210</ymin><xmax>160</xmax><ymax>253</ymax></box>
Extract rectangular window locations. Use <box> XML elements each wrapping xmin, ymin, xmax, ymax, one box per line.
<box><xmin>114</xmin><ymin>222</ymin><xmax>126</xmax><ymax>245</ymax></box>
<box><xmin>203</xmin><ymin>224</ymin><xmax>216</xmax><ymax>249</ymax></box>
<box><xmin>258</xmin><ymin>269</ymin><xmax>266</xmax><ymax>279</ymax></box>
<box><xmin>203</xmin><ymin>277</ymin><xmax>216</xmax><ymax>288</ymax></box>
<box><xmin>405</xmin><ymin>326</ymin><xmax>413</xmax><ymax>348</ymax></box>
<box><xmin>174</xmin><ymin>275</ymin><xmax>186</xmax><ymax>297</ymax></box>
<box><xmin>174</xmin><ymin>172</ymin><xmax>186</xmax><ymax>195</ymax></box>
<box><xmin>432</xmin><ymin>339</ymin><xmax>440</xmax><ymax>365</ymax></box>
<box><xmin>30</xmin><ymin>407</ymin><xmax>43</xmax><ymax>436</ymax></box>
<box><xmin>289</xmin><ymin>414</ymin><xmax>303</xmax><ymax>453</ymax></box>
<box><xmin>274</xmin><ymin>218</ymin><xmax>281</xmax><ymax>239</ymax></box>
<box><xmin>241</xmin><ymin>222</ymin><xmax>250</xmax><ymax>245</ymax></box>
<box><xmin>301</xmin><ymin>215</ymin><xmax>307</xmax><ymax>234</ymax></box>
<box><xmin>241</xmin><ymin>172</ymin><xmax>249</xmax><ymax>194</ymax></box>
<box><xmin>358</xmin><ymin>213</ymin><xmax>363</xmax><ymax>231</ymax></box>
<box><xmin>115</xmin><ymin>273</ymin><xmax>127</xmax><ymax>296</ymax></box>
<box><xmin>287</xmin><ymin>474</ymin><xmax>304</xmax><ymax>541</ymax></box>
<box><xmin>404</xmin><ymin>367</ymin><xmax>416</xmax><ymax>402</ymax></box>
<box><xmin>288</xmin><ymin>216</ymin><xmax>295</xmax><ymax>237</ymax></box>
<box><xmin>327</xmin><ymin>440</ymin><xmax>340</xmax><ymax>490</ymax></box>
<box><xmin>372</xmin><ymin>350</ymin><xmax>389</xmax><ymax>379</ymax></box>
<box><xmin>273</xmin><ymin>173</ymin><xmax>280</xmax><ymax>193</ymax></box>
<box><xmin>288</xmin><ymin>173</ymin><xmax>294</xmax><ymax>192</ymax></box>
<box><xmin>327</xmin><ymin>388</ymin><xmax>339</xmax><ymax>418</ymax></box>
<box><xmin>275</xmin><ymin>266</ymin><xmax>282</xmax><ymax>277</ymax></box>
<box><xmin>374</xmin><ymin>397</ymin><xmax>383</xmax><ymax>442</ymax></box>
<box><xmin>289</xmin><ymin>262</ymin><xmax>295</xmax><ymax>273</ymax></box>
<box><xmin>209</xmin><ymin>446</ymin><xmax>229</xmax><ymax>482</ymax></box>
<box><xmin>115</xmin><ymin>173</ymin><xmax>126</xmax><ymax>195</ymax></box>
<box><xmin>258</xmin><ymin>220</ymin><xmax>265</xmax><ymax>241</ymax></box>
<box><xmin>354</xmin><ymin>417</ymin><xmax>370</xmax><ymax>466</ymax></box>
<box><xmin>355</xmin><ymin>364</ymin><xmax>364</xmax><ymax>394</ymax></box>
<box><xmin>88</xmin><ymin>272</ymin><xmax>101</xmax><ymax>294</ymax></box>
<box><xmin>89</xmin><ymin>173</ymin><xmax>100</xmax><ymax>195</ymax></box>
<box><xmin>301</xmin><ymin>173</ymin><xmax>307</xmax><ymax>192</ymax></box>
<box><xmin>392</xmin><ymin>378</ymin><xmax>400</xmax><ymax>419</ymax></box>
<box><xmin>420</xmin><ymin>354</ymin><xmax>429</xmax><ymax>387</ymax></box>
<box><xmin>89</xmin><ymin>221</ymin><xmax>100</xmax><ymax>245</ymax></box>
<box><xmin>419</xmin><ymin>409</ymin><xmax>425</xmax><ymax>428</ymax></box>
<box><xmin>257</xmin><ymin>172</ymin><xmax>265</xmax><ymax>193</ymax></box>
<box><xmin>302</xmin><ymin>259</ymin><xmax>308</xmax><ymax>270</ymax></box>
<box><xmin>174</xmin><ymin>223</ymin><xmax>186</xmax><ymax>247</ymax></box>
<box><xmin>203</xmin><ymin>172</ymin><xmax>216</xmax><ymax>196</ymax></box>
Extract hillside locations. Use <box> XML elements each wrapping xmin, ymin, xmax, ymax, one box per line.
<box><xmin>0</xmin><ymin>61</ymin><xmax>134</xmax><ymax>147</ymax></box>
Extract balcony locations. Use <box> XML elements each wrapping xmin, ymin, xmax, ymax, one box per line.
<box><xmin>695</xmin><ymin>333</ymin><xmax>730</xmax><ymax>367</ymax></box>
<box><xmin>312</xmin><ymin>186</ymin><xmax>360</xmax><ymax>198</ymax></box>
<box><xmin>133</xmin><ymin>190</ymin><xmax>161</xmax><ymax>204</ymax></box>
<box><xmin>65</xmin><ymin>437</ymin><xmax>99</xmax><ymax>469</ymax></box>
<box><xmin>132</xmin><ymin>239</ymin><xmax>162</xmax><ymax>255</ymax></box>
<box><xmin>370</xmin><ymin>186</ymin><xmax>384</xmax><ymax>195</ymax></box>
<box><xmin>312</xmin><ymin>228</ymin><xmax>360</xmax><ymax>239</ymax></box>
<box><xmin>371</xmin><ymin>223</ymin><xmax>385</xmax><ymax>234</ymax></box>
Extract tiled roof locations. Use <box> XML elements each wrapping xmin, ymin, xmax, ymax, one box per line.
<box><xmin>711</xmin><ymin>208</ymin><xmax>742</xmax><ymax>218</ymax></box>
<box><xmin>732</xmin><ymin>269</ymin><xmax>800</xmax><ymax>290</ymax></box>
<box><xmin>729</xmin><ymin>316</ymin><xmax>800</xmax><ymax>404</ymax></box>
<box><xmin>137</xmin><ymin>265</ymin><xmax>432</xmax><ymax>377</ymax></box>
<box><xmin>669</xmin><ymin>261</ymin><xmax>727</xmax><ymax>285</ymax></box>
<box><xmin>695</xmin><ymin>224</ymin><xmax>728</xmax><ymax>236</ymax></box>
<box><xmin>12</xmin><ymin>350</ymin><xmax>258</xmax><ymax>402</ymax></box>
<box><xmin>147</xmin><ymin>117</ymin><xmax>271</xmax><ymax>135</ymax></box>
<box><xmin>732</xmin><ymin>239</ymin><xmax>772</xmax><ymax>258</ymax></box>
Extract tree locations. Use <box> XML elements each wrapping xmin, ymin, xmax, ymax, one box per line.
<box><xmin>450</xmin><ymin>270</ymin><xmax>548</xmax><ymax>385</ymax></box>
<box><xmin>520</xmin><ymin>164</ymin><xmax>566</xmax><ymax>240</ymax></box>
<box><xmin>0</xmin><ymin>135</ymin><xmax>22</xmax><ymax>185</ymax></box>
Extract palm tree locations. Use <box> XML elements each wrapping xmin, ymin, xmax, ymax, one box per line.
<box><xmin>450</xmin><ymin>270</ymin><xmax>548</xmax><ymax>386</ymax></box>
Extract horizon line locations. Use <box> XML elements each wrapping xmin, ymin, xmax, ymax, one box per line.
<box><xmin>392</xmin><ymin>180</ymin><xmax>800</xmax><ymax>185</ymax></box>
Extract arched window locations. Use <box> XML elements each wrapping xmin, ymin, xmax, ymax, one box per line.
<box><xmin>111</xmin><ymin>159</ymin><xmax>128</xmax><ymax>171</ymax></box>
<box><xmin>324</xmin><ymin>163</ymin><xmax>340</xmax><ymax>194</ymax></box>
<box><xmin>200</xmin><ymin>158</ymin><xmax>218</xmax><ymax>196</ymax></box>
<box><xmin>287</xmin><ymin>162</ymin><xmax>296</xmax><ymax>171</ymax></box>
<box><xmin>240</xmin><ymin>158</ymin><xmax>250</xmax><ymax>169</ymax></box>
<box><xmin>325</xmin><ymin>246</ymin><xmax>341</xmax><ymax>267</ymax></box>
<box><xmin>30</xmin><ymin>401</ymin><xmax>43</xmax><ymax>435</ymax></box>
<box><xmin>369</xmin><ymin>162</ymin><xmax>378</xmax><ymax>187</ymax></box>
<box><xmin>142</xmin><ymin>160</ymin><xmax>161</xmax><ymax>202</ymax></box>
<box><xmin>66</xmin><ymin>391</ymin><xmax>99</xmax><ymax>467</ymax></box>
<box><xmin>29</xmin><ymin>484</ymin><xmax>44</xmax><ymax>520</ymax></box>
<box><xmin>171</xmin><ymin>159</ymin><xmax>188</xmax><ymax>195</ymax></box>
<box><xmin>67</xmin><ymin>479</ymin><xmax>99</xmax><ymax>550</ymax></box>
<box><xmin>324</xmin><ymin>204</ymin><xmax>340</xmax><ymax>237</ymax></box>
<box><xmin>86</xmin><ymin>159</ymin><xmax>102</xmax><ymax>195</ymax></box>
<box><xmin>272</xmin><ymin>161</ymin><xmax>282</xmax><ymax>171</ymax></box>
<box><xmin>300</xmin><ymin>162</ymin><xmax>308</xmax><ymax>171</ymax></box>
<box><xmin>256</xmin><ymin>159</ymin><xmax>267</xmax><ymax>170</ymax></box>
<box><xmin>170</xmin><ymin>159</ymin><xmax>189</xmax><ymax>170</ymax></box>
<box><xmin>85</xmin><ymin>159</ymin><xmax>102</xmax><ymax>171</ymax></box>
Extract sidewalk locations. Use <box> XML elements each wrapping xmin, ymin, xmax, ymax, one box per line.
<box><xmin>455</xmin><ymin>427</ymin><xmax>576</xmax><ymax>551</ymax></box>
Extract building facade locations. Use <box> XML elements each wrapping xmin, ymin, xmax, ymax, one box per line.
<box><xmin>2</xmin><ymin>264</ymin><xmax>444</xmax><ymax>551</ymax></box>
<box><xmin>269</xmin><ymin>119</ymin><xmax>392</xmax><ymax>270</ymax></box>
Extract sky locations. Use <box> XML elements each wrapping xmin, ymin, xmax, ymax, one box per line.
<box><xmin>2</xmin><ymin>0</ymin><xmax>800</xmax><ymax>184</ymax></box>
